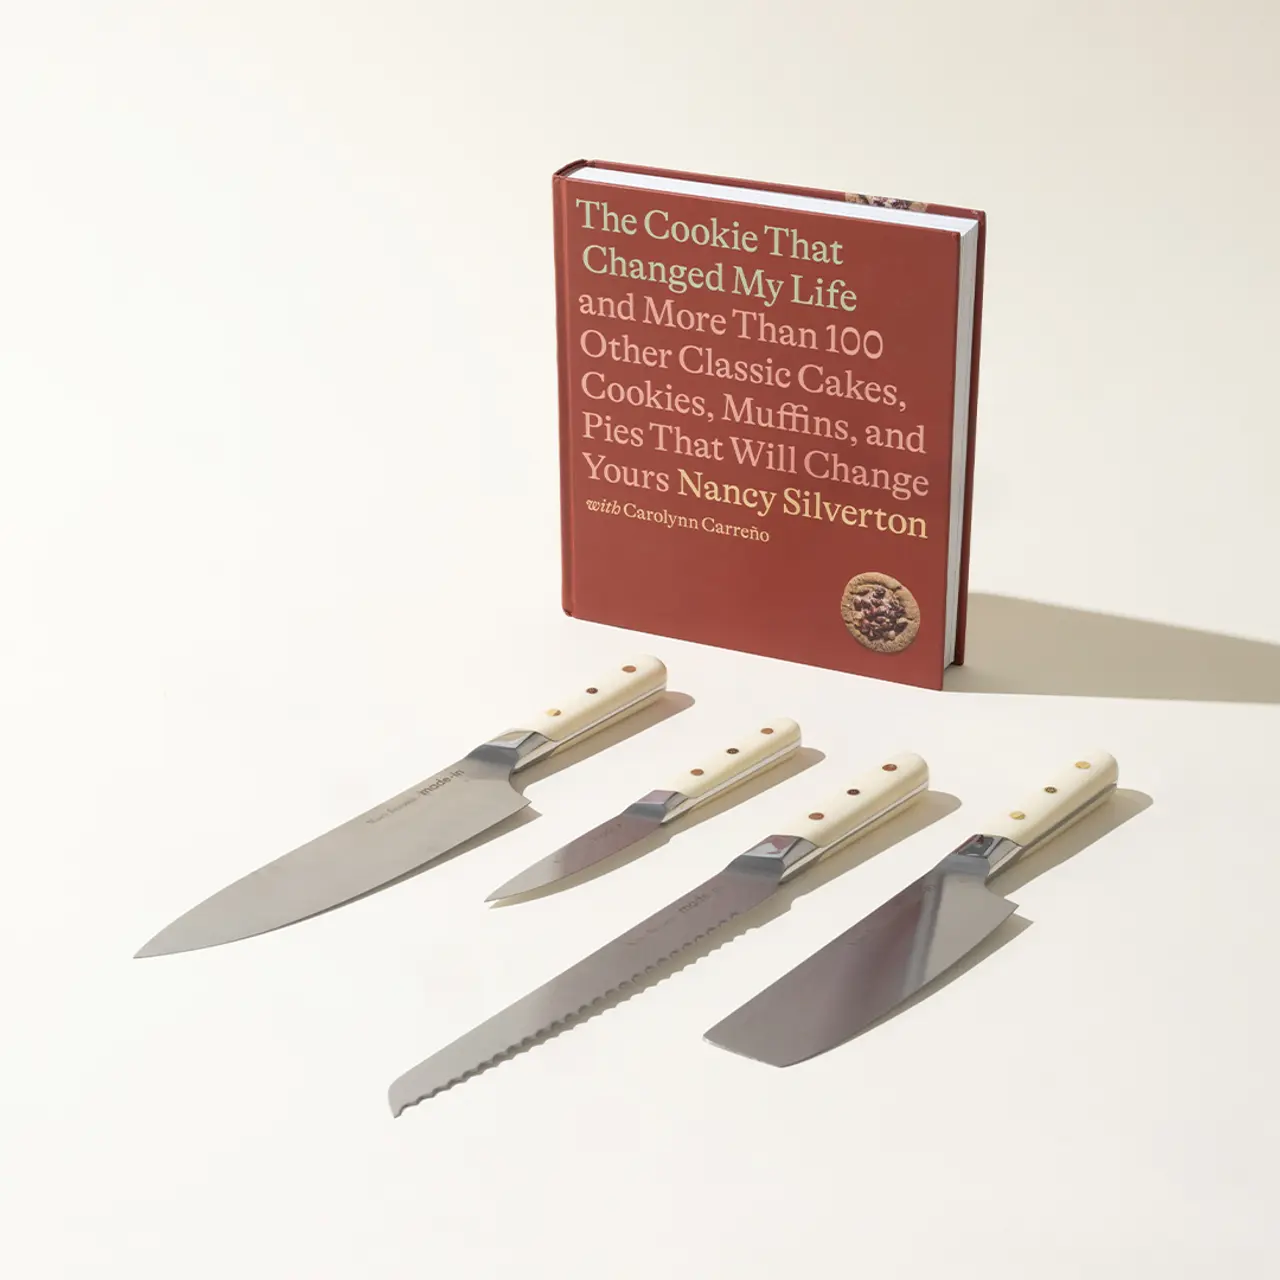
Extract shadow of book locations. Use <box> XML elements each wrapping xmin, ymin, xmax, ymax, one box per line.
<box><xmin>946</xmin><ymin>594</ymin><xmax>1280</xmax><ymax>703</ymax></box>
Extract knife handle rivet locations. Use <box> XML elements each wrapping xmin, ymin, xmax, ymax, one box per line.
<box><xmin>691</xmin><ymin>768</ymin><xmax>705</xmax><ymax>776</ymax></box>
<box><xmin>847</xmin><ymin>788</ymin><xmax>861</xmax><ymax>796</ymax></box>
<box><xmin>1010</xmin><ymin>811</ymin><xmax>1026</xmax><ymax>820</ymax></box>
<box><xmin>546</xmin><ymin>708</ymin><xmax>562</xmax><ymax>717</ymax></box>
<box><xmin>760</xmin><ymin>727</ymin><xmax>774</xmax><ymax>735</ymax></box>
<box><xmin>882</xmin><ymin>763</ymin><xmax>898</xmax><ymax>771</ymax></box>
<box><xmin>586</xmin><ymin>687</ymin><xmax>599</xmax><ymax>694</ymax></box>
<box><xmin>622</xmin><ymin>664</ymin><xmax>637</xmax><ymax>673</ymax></box>
<box><xmin>1044</xmin><ymin>785</ymin><xmax>1058</xmax><ymax>793</ymax></box>
<box><xmin>726</xmin><ymin>747</ymin><xmax>740</xmax><ymax>755</ymax></box>
<box><xmin>1074</xmin><ymin>761</ymin><xmax>1091</xmax><ymax>769</ymax></box>
<box><xmin>808</xmin><ymin>812</ymin><xmax>824</xmax><ymax>820</ymax></box>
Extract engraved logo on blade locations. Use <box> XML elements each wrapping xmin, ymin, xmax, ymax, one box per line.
<box><xmin>625</xmin><ymin>891</ymin><xmax>714</xmax><ymax>947</ymax></box>
<box><xmin>420</xmin><ymin>770</ymin><xmax>465</xmax><ymax>796</ymax></box>
<box><xmin>365</xmin><ymin>770</ymin><xmax>465</xmax><ymax>824</ymax></box>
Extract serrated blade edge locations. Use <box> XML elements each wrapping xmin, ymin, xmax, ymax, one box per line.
<box><xmin>389</xmin><ymin>862</ymin><xmax>781</xmax><ymax>1114</ymax></box>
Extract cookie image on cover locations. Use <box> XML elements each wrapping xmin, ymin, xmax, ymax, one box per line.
<box><xmin>840</xmin><ymin>572</ymin><xmax>920</xmax><ymax>654</ymax></box>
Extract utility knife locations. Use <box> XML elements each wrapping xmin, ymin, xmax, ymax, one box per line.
<box><xmin>135</xmin><ymin>655</ymin><xmax>668</xmax><ymax>958</ymax></box>
<box><xmin>703</xmin><ymin>750</ymin><xmax>1119</xmax><ymax>1066</ymax></box>
<box><xmin>485</xmin><ymin>717</ymin><xmax>803</xmax><ymax>902</ymax></box>
<box><xmin>388</xmin><ymin>751</ymin><xmax>929</xmax><ymax>1115</ymax></box>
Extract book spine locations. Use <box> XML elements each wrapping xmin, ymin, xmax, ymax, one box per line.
<box><xmin>552</xmin><ymin>172</ymin><xmax>577</xmax><ymax>616</ymax></box>
<box><xmin>951</xmin><ymin>214</ymin><xmax>987</xmax><ymax>666</ymax></box>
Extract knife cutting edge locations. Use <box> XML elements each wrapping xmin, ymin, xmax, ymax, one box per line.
<box><xmin>134</xmin><ymin>655</ymin><xmax>669</xmax><ymax>958</ymax></box>
<box><xmin>703</xmin><ymin>750</ymin><xmax>1120</xmax><ymax>1067</ymax></box>
<box><xmin>484</xmin><ymin>717</ymin><xmax>803</xmax><ymax>902</ymax></box>
<box><xmin>387</xmin><ymin>750</ymin><xmax>929</xmax><ymax>1115</ymax></box>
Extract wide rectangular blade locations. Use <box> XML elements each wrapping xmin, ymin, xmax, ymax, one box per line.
<box><xmin>704</xmin><ymin>852</ymin><xmax>1017</xmax><ymax>1066</ymax></box>
<box><xmin>485</xmin><ymin>805</ymin><xmax>664</xmax><ymax>901</ymax></box>
<box><xmin>389</xmin><ymin>860</ymin><xmax>782</xmax><ymax>1113</ymax></box>
<box><xmin>137</xmin><ymin>754</ymin><xmax>526</xmax><ymax>957</ymax></box>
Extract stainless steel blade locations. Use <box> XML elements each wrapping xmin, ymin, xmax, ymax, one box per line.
<box><xmin>389</xmin><ymin>856</ymin><xmax>785</xmax><ymax>1114</ymax></box>
<box><xmin>485</xmin><ymin>793</ymin><xmax>680</xmax><ymax>902</ymax></box>
<box><xmin>136</xmin><ymin>749</ymin><xmax>528</xmax><ymax>958</ymax></box>
<box><xmin>703</xmin><ymin>842</ymin><xmax>1018</xmax><ymax>1066</ymax></box>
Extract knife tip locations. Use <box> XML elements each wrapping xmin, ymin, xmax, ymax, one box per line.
<box><xmin>484</xmin><ymin>871</ymin><xmax>554</xmax><ymax>903</ymax></box>
<box><xmin>388</xmin><ymin>1085</ymin><xmax>421</xmax><ymax>1118</ymax></box>
<box><xmin>702</xmin><ymin>1029</ymin><xmax>791</xmax><ymax>1066</ymax></box>
<box><xmin>483</xmin><ymin>878</ymin><xmax>536</xmax><ymax>904</ymax></box>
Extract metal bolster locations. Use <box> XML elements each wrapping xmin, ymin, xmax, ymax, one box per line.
<box><xmin>956</xmin><ymin>833</ymin><xmax>1025</xmax><ymax>875</ymax></box>
<box><xmin>470</xmin><ymin>730</ymin><xmax>552</xmax><ymax>771</ymax></box>
<box><xmin>630</xmin><ymin>790</ymin><xmax>689</xmax><ymax>822</ymax></box>
<box><xmin>729</xmin><ymin>834</ymin><xmax>821</xmax><ymax>880</ymax></box>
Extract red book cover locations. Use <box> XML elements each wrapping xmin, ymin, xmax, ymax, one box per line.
<box><xmin>554</xmin><ymin>160</ymin><xmax>986</xmax><ymax>690</ymax></box>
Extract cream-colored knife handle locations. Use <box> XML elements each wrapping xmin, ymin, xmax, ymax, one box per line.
<box><xmin>657</xmin><ymin>718</ymin><xmax>801</xmax><ymax>817</ymax></box>
<box><xmin>512</xmin><ymin>655</ymin><xmax>667</xmax><ymax>764</ymax></box>
<box><xmin>778</xmin><ymin>752</ymin><xmax>929</xmax><ymax>880</ymax></box>
<box><xmin>980</xmin><ymin>751</ymin><xmax>1119</xmax><ymax>852</ymax></box>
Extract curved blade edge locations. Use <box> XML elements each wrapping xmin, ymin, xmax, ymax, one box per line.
<box><xmin>485</xmin><ymin>807</ymin><xmax>664</xmax><ymax>902</ymax></box>
<box><xmin>136</xmin><ymin>760</ymin><xmax>524</xmax><ymax>957</ymax></box>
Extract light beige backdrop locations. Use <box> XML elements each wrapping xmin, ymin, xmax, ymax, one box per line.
<box><xmin>2</xmin><ymin>4</ymin><xmax>1277</xmax><ymax>1278</ymax></box>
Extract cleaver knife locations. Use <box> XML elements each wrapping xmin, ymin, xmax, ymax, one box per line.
<box><xmin>703</xmin><ymin>750</ymin><xmax>1119</xmax><ymax>1066</ymax></box>
<box><xmin>485</xmin><ymin>717</ymin><xmax>803</xmax><ymax>902</ymax></box>
<box><xmin>135</xmin><ymin>655</ymin><xmax>668</xmax><ymax>958</ymax></box>
<box><xmin>388</xmin><ymin>751</ymin><xmax>929</xmax><ymax>1114</ymax></box>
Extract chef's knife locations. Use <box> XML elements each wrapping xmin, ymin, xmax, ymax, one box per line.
<box><xmin>703</xmin><ymin>750</ymin><xmax>1119</xmax><ymax>1067</ymax></box>
<box><xmin>135</xmin><ymin>655</ymin><xmax>668</xmax><ymax>958</ymax></box>
<box><xmin>485</xmin><ymin>717</ymin><xmax>803</xmax><ymax>902</ymax></box>
<box><xmin>388</xmin><ymin>751</ymin><xmax>928</xmax><ymax>1114</ymax></box>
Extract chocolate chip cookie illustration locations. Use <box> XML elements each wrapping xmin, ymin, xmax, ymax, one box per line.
<box><xmin>840</xmin><ymin>572</ymin><xmax>920</xmax><ymax>654</ymax></box>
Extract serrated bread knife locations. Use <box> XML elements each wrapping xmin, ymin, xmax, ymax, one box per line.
<box><xmin>485</xmin><ymin>718</ymin><xmax>803</xmax><ymax>902</ymax></box>
<box><xmin>703</xmin><ymin>750</ymin><xmax>1119</xmax><ymax>1066</ymax></box>
<box><xmin>135</xmin><ymin>656</ymin><xmax>668</xmax><ymax>958</ymax></box>
<box><xmin>388</xmin><ymin>751</ymin><xmax>928</xmax><ymax>1114</ymax></box>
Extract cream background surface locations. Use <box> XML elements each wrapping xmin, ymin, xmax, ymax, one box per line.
<box><xmin>2</xmin><ymin>4</ymin><xmax>1278</xmax><ymax>1277</ymax></box>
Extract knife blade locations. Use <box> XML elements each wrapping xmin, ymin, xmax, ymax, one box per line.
<box><xmin>134</xmin><ymin>655</ymin><xmax>669</xmax><ymax>958</ymax></box>
<box><xmin>703</xmin><ymin>750</ymin><xmax>1119</xmax><ymax>1067</ymax></box>
<box><xmin>484</xmin><ymin>717</ymin><xmax>803</xmax><ymax>902</ymax></box>
<box><xmin>387</xmin><ymin>751</ymin><xmax>929</xmax><ymax>1114</ymax></box>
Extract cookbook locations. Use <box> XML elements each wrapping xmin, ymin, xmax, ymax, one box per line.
<box><xmin>554</xmin><ymin>159</ymin><xmax>986</xmax><ymax>689</ymax></box>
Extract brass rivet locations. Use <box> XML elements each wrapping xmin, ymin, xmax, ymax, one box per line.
<box><xmin>760</xmin><ymin>727</ymin><xmax>774</xmax><ymax>735</ymax></box>
<box><xmin>1074</xmin><ymin>760</ymin><xmax>1091</xmax><ymax>769</ymax></box>
<box><xmin>847</xmin><ymin>788</ymin><xmax>861</xmax><ymax>796</ymax></box>
<box><xmin>808</xmin><ymin>812</ymin><xmax>824</xmax><ymax>820</ymax></box>
<box><xmin>726</xmin><ymin>747</ymin><xmax>740</xmax><ymax>755</ymax></box>
<box><xmin>1010</xmin><ymin>810</ymin><xmax>1026</xmax><ymax>820</ymax></box>
<box><xmin>622</xmin><ymin>664</ymin><xmax>637</xmax><ymax>673</ymax></box>
<box><xmin>882</xmin><ymin>763</ymin><xmax>898</xmax><ymax>771</ymax></box>
<box><xmin>585</xmin><ymin>687</ymin><xmax>598</xmax><ymax>694</ymax></box>
<box><xmin>691</xmin><ymin>768</ymin><xmax>704</xmax><ymax>776</ymax></box>
<box><xmin>546</xmin><ymin>709</ymin><xmax>562</xmax><ymax>717</ymax></box>
<box><xmin>1044</xmin><ymin>785</ymin><xmax>1058</xmax><ymax>793</ymax></box>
